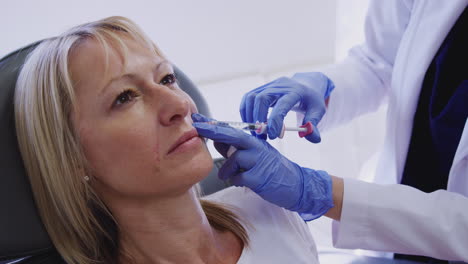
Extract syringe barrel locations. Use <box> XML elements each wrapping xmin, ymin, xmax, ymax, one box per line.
<box><xmin>254</xmin><ymin>123</ymin><xmax>267</xmax><ymax>135</ymax></box>
<box><xmin>254</xmin><ymin>123</ymin><xmax>285</xmax><ymax>138</ymax></box>
<box><xmin>201</xmin><ymin>121</ymin><xmax>309</xmax><ymax>139</ymax></box>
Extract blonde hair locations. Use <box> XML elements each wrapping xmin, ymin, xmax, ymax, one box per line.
<box><xmin>14</xmin><ymin>16</ymin><xmax>248</xmax><ymax>264</ymax></box>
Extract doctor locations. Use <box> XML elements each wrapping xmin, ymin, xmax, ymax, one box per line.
<box><xmin>193</xmin><ymin>0</ymin><xmax>468</xmax><ymax>263</ymax></box>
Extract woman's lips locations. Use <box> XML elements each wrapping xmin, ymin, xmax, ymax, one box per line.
<box><xmin>167</xmin><ymin>129</ymin><xmax>201</xmax><ymax>155</ymax></box>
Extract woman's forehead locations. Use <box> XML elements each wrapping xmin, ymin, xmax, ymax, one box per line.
<box><xmin>69</xmin><ymin>37</ymin><xmax>164</xmax><ymax>86</ymax></box>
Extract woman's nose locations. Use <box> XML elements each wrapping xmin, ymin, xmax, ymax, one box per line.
<box><xmin>157</xmin><ymin>88</ymin><xmax>190</xmax><ymax>126</ymax></box>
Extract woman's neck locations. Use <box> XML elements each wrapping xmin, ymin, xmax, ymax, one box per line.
<box><xmin>109</xmin><ymin>188</ymin><xmax>242</xmax><ymax>264</ymax></box>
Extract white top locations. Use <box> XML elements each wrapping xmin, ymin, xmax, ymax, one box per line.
<box><xmin>204</xmin><ymin>186</ymin><xmax>319</xmax><ymax>264</ymax></box>
<box><xmin>315</xmin><ymin>0</ymin><xmax>468</xmax><ymax>261</ymax></box>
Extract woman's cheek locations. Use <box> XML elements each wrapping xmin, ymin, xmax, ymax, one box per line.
<box><xmin>153</xmin><ymin>140</ymin><xmax>160</xmax><ymax>163</ymax></box>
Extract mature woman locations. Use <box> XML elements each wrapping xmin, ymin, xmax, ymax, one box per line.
<box><xmin>14</xmin><ymin>16</ymin><xmax>318</xmax><ymax>263</ymax></box>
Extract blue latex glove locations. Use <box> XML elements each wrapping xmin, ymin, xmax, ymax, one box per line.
<box><xmin>192</xmin><ymin>113</ymin><xmax>334</xmax><ymax>221</ymax></box>
<box><xmin>240</xmin><ymin>72</ymin><xmax>335</xmax><ymax>142</ymax></box>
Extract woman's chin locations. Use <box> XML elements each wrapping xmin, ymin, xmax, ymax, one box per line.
<box><xmin>171</xmin><ymin>149</ymin><xmax>214</xmax><ymax>184</ymax></box>
<box><xmin>193</xmin><ymin>145</ymin><xmax>215</xmax><ymax>170</ymax></box>
<box><xmin>190</xmin><ymin>153</ymin><xmax>215</xmax><ymax>181</ymax></box>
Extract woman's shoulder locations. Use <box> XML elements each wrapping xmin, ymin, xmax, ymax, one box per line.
<box><xmin>202</xmin><ymin>186</ymin><xmax>305</xmax><ymax>227</ymax></box>
<box><xmin>202</xmin><ymin>186</ymin><xmax>254</xmax><ymax>203</ymax></box>
<box><xmin>202</xmin><ymin>186</ymin><xmax>271</xmax><ymax>212</ymax></box>
<box><xmin>204</xmin><ymin>187</ymin><xmax>319</xmax><ymax>263</ymax></box>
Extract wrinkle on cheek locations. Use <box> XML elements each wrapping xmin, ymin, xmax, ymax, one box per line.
<box><xmin>153</xmin><ymin>141</ymin><xmax>160</xmax><ymax>163</ymax></box>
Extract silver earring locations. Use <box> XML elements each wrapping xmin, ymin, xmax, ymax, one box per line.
<box><xmin>84</xmin><ymin>175</ymin><xmax>90</xmax><ymax>182</ymax></box>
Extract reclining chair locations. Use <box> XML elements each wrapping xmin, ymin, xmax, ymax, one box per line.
<box><xmin>0</xmin><ymin>41</ymin><xmax>230</xmax><ymax>264</ymax></box>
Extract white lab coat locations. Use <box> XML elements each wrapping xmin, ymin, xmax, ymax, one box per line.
<box><xmin>318</xmin><ymin>0</ymin><xmax>468</xmax><ymax>261</ymax></box>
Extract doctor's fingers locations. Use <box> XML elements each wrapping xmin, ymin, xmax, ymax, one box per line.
<box><xmin>252</xmin><ymin>90</ymin><xmax>299</xmax><ymax>126</ymax></box>
<box><xmin>302</xmin><ymin>107</ymin><xmax>325</xmax><ymax>143</ymax></box>
<box><xmin>266</xmin><ymin>93</ymin><xmax>301</xmax><ymax>140</ymax></box>
<box><xmin>218</xmin><ymin>149</ymin><xmax>257</xmax><ymax>181</ymax></box>
<box><xmin>227</xmin><ymin>166</ymin><xmax>269</xmax><ymax>192</ymax></box>
<box><xmin>240</xmin><ymin>79</ymin><xmax>279</xmax><ymax>124</ymax></box>
<box><xmin>251</xmin><ymin>91</ymin><xmax>286</xmax><ymax>140</ymax></box>
<box><xmin>251</xmin><ymin>91</ymin><xmax>277</xmax><ymax>124</ymax></box>
<box><xmin>192</xmin><ymin>122</ymin><xmax>256</xmax><ymax>150</ymax></box>
<box><xmin>191</xmin><ymin>112</ymin><xmax>215</xmax><ymax>123</ymax></box>
<box><xmin>240</xmin><ymin>91</ymin><xmax>261</xmax><ymax>138</ymax></box>
<box><xmin>213</xmin><ymin>142</ymin><xmax>231</xmax><ymax>159</ymax></box>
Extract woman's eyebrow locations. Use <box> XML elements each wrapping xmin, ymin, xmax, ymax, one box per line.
<box><xmin>99</xmin><ymin>74</ymin><xmax>134</xmax><ymax>96</ymax></box>
<box><xmin>156</xmin><ymin>60</ymin><xmax>171</xmax><ymax>72</ymax></box>
<box><xmin>99</xmin><ymin>60</ymin><xmax>170</xmax><ymax>96</ymax></box>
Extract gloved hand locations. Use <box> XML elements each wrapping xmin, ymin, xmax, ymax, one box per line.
<box><xmin>240</xmin><ymin>72</ymin><xmax>335</xmax><ymax>142</ymax></box>
<box><xmin>192</xmin><ymin>113</ymin><xmax>334</xmax><ymax>221</ymax></box>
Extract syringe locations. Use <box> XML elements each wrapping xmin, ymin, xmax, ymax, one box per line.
<box><xmin>197</xmin><ymin>120</ymin><xmax>313</xmax><ymax>139</ymax></box>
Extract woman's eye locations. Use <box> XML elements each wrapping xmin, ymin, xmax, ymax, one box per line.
<box><xmin>113</xmin><ymin>89</ymin><xmax>139</xmax><ymax>107</ymax></box>
<box><xmin>160</xmin><ymin>73</ymin><xmax>177</xmax><ymax>86</ymax></box>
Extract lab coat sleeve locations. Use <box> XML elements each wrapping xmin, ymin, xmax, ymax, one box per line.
<box><xmin>317</xmin><ymin>0</ymin><xmax>413</xmax><ymax>131</ymax></box>
<box><xmin>332</xmin><ymin>178</ymin><xmax>468</xmax><ymax>261</ymax></box>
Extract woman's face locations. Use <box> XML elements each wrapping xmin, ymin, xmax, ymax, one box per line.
<box><xmin>70</xmin><ymin>36</ymin><xmax>213</xmax><ymax>200</ymax></box>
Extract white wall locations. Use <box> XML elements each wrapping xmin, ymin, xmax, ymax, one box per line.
<box><xmin>1</xmin><ymin>0</ymin><xmax>336</xmax><ymax>83</ymax></box>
